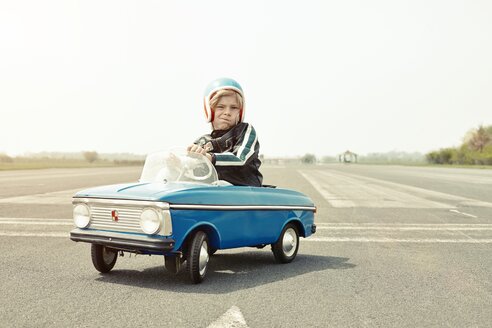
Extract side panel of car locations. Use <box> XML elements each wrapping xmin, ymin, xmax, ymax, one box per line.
<box><xmin>170</xmin><ymin>209</ymin><xmax>314</xmax><ymax>251</ymax></box>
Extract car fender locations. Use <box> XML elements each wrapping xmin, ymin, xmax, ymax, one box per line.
<box><xmin>175</xmin><ymin>222</ymin><xmax>222</xmax><ymax>251</ymax></box>
<box><xmin>281</xmin><ymin>218</ymin><xmax>306</xmax><ymax>238</ymax></box>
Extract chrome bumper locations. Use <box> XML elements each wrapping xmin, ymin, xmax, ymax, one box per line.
<box><xmin>70</xmin><ymin>228</ymin><xmax>175</xmax><ymax>253</ymax></box>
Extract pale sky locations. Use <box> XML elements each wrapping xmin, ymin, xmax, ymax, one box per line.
<box><xmin>1</xmin><ymin>0</ymin><xmax>491</xmax><ymax>157</ymax></box>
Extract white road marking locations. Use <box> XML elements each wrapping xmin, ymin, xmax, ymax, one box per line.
<box><xmin>207</xmin><ymin>306</ymin><xmax>249</xmax><ymax>328</ymax></box>
<box><xmin>0</xmin><ymin>221</ymin><xmax>72</xmax><ymax>226</ymax></box>
<box><xmin>316</xmin><ymin>226</ymin><xmax>492</xmax><ymax>231</ymax></box>
<box><xmin>2</xmin><ymin>232</ymin><xmax>491</xmax><ymax>243</ymax></box>
<box><xmin>0</xmin><ymin>218</ymin><xmax>72</xmax><ymax>226</ymax></box>
<box><xmin>449</xmin><ymin>209</ymin><xmax>478</xmax><ymax>218</ymax></box>
<box><xmin>0</xmin><ymin>189</ymin><xmax>80</xmax><ymax>205</ymax></box>
<box><xmin>305</xmin><ymin>237</ymin><xmax>492</xmax><ymax>243</ymax></box>
<box><xmin>0</xmin><ymin>232</ymin><xmax>68</xmax><ymax>237</ymax></box>
<box><xmin>299</xmin><ymin>169</ymin><xmax>492</xmax><ymax>208</ymax></box>
<box><xmin>315</xmin><ymin>222</ymin><xmax>492</xmax><ymax>227</ymax></box>
<box><xmin>337</xmin><ymin>170</ymin><xmax>492</xmax><ymax>208</ymax></box>
<box><xmin>0</xmin><ymin>167</ymin><xmax>139</xmax><ymax>182</ymax></box>
<box><xmin>0</xmin><ymin>217</ymin><xmax>69</xmax><ymax>222</ymax></box>
<box><xmin>310</xmin><ymin>223</ymin><xmax>492</xmax><ymax>243</ymax></box>
<box><xmin>214</xmin><ymin>270</ymin><xmax>236</xmax><ymax>274</ymax></box>
<box><xmin>1</xmin><ymin>217</ymin><xmax>491</xmax><ymax>245</ymax></box>
<box><xmin>0</xmin><ymin>218</ymin><xmax>73</xmax><ymax>237</ymax></box>
<box><xmin>391</xmin><ymin>169</ymin><xmax>492</xmax><ymax>185</ymax></box>
<box><xmin>298</xmin><ymin>170</ymin><xmax>346</xmax><ymax>204</ymax></box>
<box><xmin>299</xmin><ymin>170</ymin><xmax>451</xmax><ymax>208</ymax></box>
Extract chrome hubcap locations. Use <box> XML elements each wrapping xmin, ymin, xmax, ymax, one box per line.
<box><xmin>198</xmin><ymin>241</ymin><xmax>209</xmax><ymax>276</ymax></box>
<box><xmin>282</xmin><ymin>228</ymin><xmax>297</xmax><ymax>257</ymax></box>
<box><xmin>102</xmin><ymin>247</ymin><xmax>116</xmax><ymax>264</ymax></box>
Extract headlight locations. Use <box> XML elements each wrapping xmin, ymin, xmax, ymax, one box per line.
<box><xmin>73</xmin><ymin>204</ymin><xmax>91</xmax><ymax>228</ymax></box>
<box><xmin>140</xmin><ymin>208</ymin><xmax>161</xmax><ymax>234</ymax></box>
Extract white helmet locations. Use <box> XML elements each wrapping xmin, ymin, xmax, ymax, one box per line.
<box><xmin>203</xmin><ymin>77</ymin><xmax>245</xmax><ymax>123</ymax></box>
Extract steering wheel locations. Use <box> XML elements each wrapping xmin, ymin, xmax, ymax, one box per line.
<box><xmin>183</xmin><ymin>158</ymin><xmax>214</xmax><ymax>181</ymax></box>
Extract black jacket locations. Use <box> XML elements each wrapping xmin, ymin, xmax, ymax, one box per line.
<box><xmin>194</xmin><ymin>122</ymin><xmax>263</xmax><ymax>187</ymax></box>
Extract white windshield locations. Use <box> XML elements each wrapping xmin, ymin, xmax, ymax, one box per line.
<box><xmin>139</xmin><ymin>150</ymin><xmax>218</xmax><ymax>184</ymax></box>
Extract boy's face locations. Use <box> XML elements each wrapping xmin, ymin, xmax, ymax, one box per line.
<box><xmin>212</xmin><ymin>95</ymin><xmax>241</xmax><ymax>130</ymax></box>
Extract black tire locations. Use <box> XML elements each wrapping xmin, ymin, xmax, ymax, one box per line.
<box><xmin>272</xmin><ymin>223</ymin><xmax>299</xmax><ymax>263</ymax></box>
<box><xmin>91</xmin><ymin>244</ymin><xmax>117</xmax><ymax>273</ymax></box>
<box><xmin>187</xmin><ymin>231</ymin><xmax>210</xmax><ymax>284</ymax></box>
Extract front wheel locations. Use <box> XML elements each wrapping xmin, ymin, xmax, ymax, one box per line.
<box><xmin>272</xmin><ymin>223</ymin><xmax>299</xmax><ymax>263</ymax></box>
<box><xmin>91</xmin><ymin>244</ymin><xmax>117</xmax><ymax>273</ymax></box>
<box><xmin>187</xmin><ymin>231</ymin><xmax>210</xmax><ymax>283</ymax></box>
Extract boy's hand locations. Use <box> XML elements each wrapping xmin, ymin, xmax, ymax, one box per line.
<box><xmin>187</xmin><ymin>144</ymin><xmax>208</xmax><ymax>154</ymax></box>
<box><xmin>187</xmin><ymin>144</ymin><xmax>213</xmax><ymax>162</ymax></box>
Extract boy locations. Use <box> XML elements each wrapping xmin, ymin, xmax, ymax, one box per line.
<box><xmin>187</xmin><ymin>78</ymin><xmax>263</xmax><ymax>187</ymax></box>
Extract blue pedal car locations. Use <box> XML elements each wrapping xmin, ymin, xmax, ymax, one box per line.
<box><xmin>70</xmin><ymin>150</ymin><xmax>316</xmax><ymax>283</ymax></box>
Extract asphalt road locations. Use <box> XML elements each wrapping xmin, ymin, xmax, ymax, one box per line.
<box><xmin>0</xmin><ymin>164</ymin><xmax>491</xmax><ymax>327</ymax></box>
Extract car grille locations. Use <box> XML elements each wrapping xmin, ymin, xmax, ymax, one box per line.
<box><xmin>89</xmin><ymin>205</ymin><xmax>143</xmax><ymax>233</ymax></box>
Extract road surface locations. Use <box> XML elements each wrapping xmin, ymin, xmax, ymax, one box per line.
<box><xmin>0</xmin><ymin>164</ymin><xmax>491</xmax><ymax>327</ymax></box>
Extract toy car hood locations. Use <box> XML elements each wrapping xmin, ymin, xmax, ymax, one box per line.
<box><xmin>73</xmin><ymin>181</ymin><xmax>315</xmax><ymax>207</ymax></box>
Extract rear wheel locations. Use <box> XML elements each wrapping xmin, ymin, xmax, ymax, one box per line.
<box><xmin>91</xmin><ymin>244</ymin><xmax>117</xmax><ymax>273</ymax></box>
<box><xmin>187</xmin><ymin>231</ymin><xmax>210</xmax><ymax>283</ymax></box>
<box><xmin>272</xmin><ymin>223</ymin><xmax>299</xmax><ymax>263</ymax></box>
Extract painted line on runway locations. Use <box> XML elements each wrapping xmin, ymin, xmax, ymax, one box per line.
<box><xmin>299</xmin><ymin>170</ymin><xmax>452</xmax><ymax>208</ymax></box>
<box><xmin>0</xmin><ymin>221</ymin><xmax>73</xmax><ymax>226</ymax></box>
<box><xmin>0</xmin><ymin>188</ymin><xmax>80</xmax><ymax>205</ymax></box>
<box><xmin>0</xmin><ymin>232</ymin><xmax>68</xmax><ymax>237</ymax></box>
<box><xmin>0</xmin><ymin>217</ymin><xmax>69</xmax><ymax>221</ymax></box>
<box><xmin>0</xmin><ymin>218</ymin><xmax>72</xmax><ymax>226</ymax></box>
<box><xmin>336</xmin><ymin>170</ymin><xmax>492</xmax><ymax>208</ymax></box>
<box><xmin>2</xmin><ymin>233</ymin><xmax>491</xmax><ymax>243</ymax></box>
<box><xmin>207</xmin><ymin>306</ymin><xmax>248</xmax><ymax>328</ymax></box>
<box><xmin>6</xmin><ymin>219</ymin><xmax>490</xmax><ymax>227</ymax></box>
<box><xmin>315</xmin><ymin>223</ymin><xmax>492</xmax><ymax>227</ymax></box>
<box><xmin>0</xmin><ymin>167</ymin><xmax>139</xmax><ymax>183</ymax></box>
<box><xmin>1</xmin><ymin>232</ymin><xmax>491</xmax><ymax>243</ymax></box>
<box><xmin>299</xmin><ymin>169</ymin><xmax>492</xmax><ymax>208</ymax></box>
<box><xmin>305</xmin><ymin>237</ymin><xmax>492</xmax><ymax>243</ymax></box>
<box><xmin>315</xmin><ymin>226</ymin><xmax>492</xmax><ymax>231</ymax></box>
<box><xmin>449</xmin><ymin>209</ymin><xmax>478</xmax><ymax>218</ymax></box>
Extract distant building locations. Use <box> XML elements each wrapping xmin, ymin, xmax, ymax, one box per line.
<box><xmin>338</xmin><ymin>150</ymin><xmax>358</xmax><ymax>163</ymax></box>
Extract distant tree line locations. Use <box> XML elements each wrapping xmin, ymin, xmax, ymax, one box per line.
<box><xmin>0</xmin><ymin>153</ymin><xmax>13</xmax><ymax>163</ymax></box>
<box><xmin>0</xmin><ymin>151</ymin><xmax>144</xmax><ymax>167</ymax></box>
<box><xmin>82</xmin><ymin>151</ymin><xmax>143</xmax><ymax>165</ymax></box>
<box><xmin>262</xmin><ymin>151</ymin><xmax>426</xmax><ymax>165</ymax></box>
<box><xmin>83</xmin><ymin>151</ymin><xmax>98</xmax><ymax>163</ymax></box>
<box><xmin>359</xmin><ymin>151</ymin><xmax>425</xmax><ymax>164</ymax></box>
<box><xmin>426</xmin><ymin>125</ymin><xmax>492</xmax><ymax>165</ymax></box>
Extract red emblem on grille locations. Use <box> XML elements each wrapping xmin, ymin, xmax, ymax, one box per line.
<box><xmin>111</xmin><ymin>210</ymin><xmax>119</xmax><ymax>222</ymax></box>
